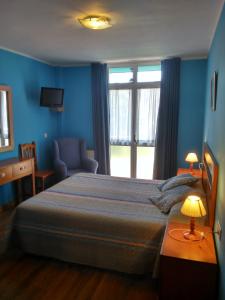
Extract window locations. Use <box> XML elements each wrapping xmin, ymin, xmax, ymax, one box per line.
<box><xmin>109</xmin><ymin>64</ymin><xmax>161</xmax><ymax>179</ymax></box>
<box><xmin>137</xmin><ymin>65</ymin><xmax>161</xmax><ymax>82</ymax></box>
<box><xmin>109</xmin><ymin>67</ymin><xmax>133</xmax><ymax>84</ymax></box>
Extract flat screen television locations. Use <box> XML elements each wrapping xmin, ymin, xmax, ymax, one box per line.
<box><xmin>40</xmin><ymin>87</ymin><xmax>64</xmax><ymax>107</ymax></box>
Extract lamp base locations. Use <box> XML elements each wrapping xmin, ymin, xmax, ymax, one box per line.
<box><xmin>189</xmin><ymin>162</ymin><xmax>194</xmax><ymax>174</ymax></box>
<box><xmin>183</xmin><ymin>230</ymin><xmax>204</xmax><ymax>241</ymax></box>
<box><xmin>168</xmin><ymin>228</ymin><xmax>204</xmax><ymax>242</ymax></box>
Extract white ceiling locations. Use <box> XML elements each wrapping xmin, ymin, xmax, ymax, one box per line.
<box><xmin>0</xmin><ymin>0</ymin><xmax>224</xmax><ymax>66</ymax></box>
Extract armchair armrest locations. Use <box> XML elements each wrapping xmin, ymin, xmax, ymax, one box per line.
<box><xmin>54</xmin><ymin>159</ymin><xmax>68</xmax><ymax>182</ymax></box>
<box><xmin>82</xmin><ymin>158</ymin><xmax>98</xmax><ymax>174</ymax></box>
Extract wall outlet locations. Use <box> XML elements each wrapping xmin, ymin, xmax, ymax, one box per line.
<box><xmin>44</xmin><ymin>133</ymin><xmax>48</xmax><ymax>138</ymax></box>
<box><xmin>216</xmin><ymin>221</ymin><xmax>222</xmax><ymax>240</ymax></box>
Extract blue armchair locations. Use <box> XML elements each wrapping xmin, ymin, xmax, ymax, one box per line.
<box><xmin>53</xmin><ymin>138</ymin><xmax>98</xmax><ymax>182</ymax></box>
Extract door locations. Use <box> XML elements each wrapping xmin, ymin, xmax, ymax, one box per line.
<box><xmin>109</xmin><ymin>65</ymin><xmax>161</xmax><ymax>179</ymax></box>
<box><xmin>135</xmin><ymin>87</ymin><xmax>160</xmax><ymax>179</ymax></box>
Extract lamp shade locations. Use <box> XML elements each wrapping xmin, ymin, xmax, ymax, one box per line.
<box><xmin>181</xmin><ymin>195</ymin><xmax>206</xmax><ymax>218</ymax></box>
<box><xmin>185</xmin><ymin>152</ymin><xmax>198</xmax><ymax>163</ymax></box>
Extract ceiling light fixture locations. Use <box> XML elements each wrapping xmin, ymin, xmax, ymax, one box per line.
<box><xmin>78</xmin><ymin>15</ymin><xmax>112</xmax><ymax>30</ymax></box>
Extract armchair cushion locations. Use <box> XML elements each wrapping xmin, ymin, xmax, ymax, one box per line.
<box><xmin>67</xmin><ymin>169</ymin><xmax>88</xmax><ymax>177</ymax></box>
<box><xmin>56</xmin><ymin>138</ymin><xmax>81</xmax><ymax>169</ymax></box>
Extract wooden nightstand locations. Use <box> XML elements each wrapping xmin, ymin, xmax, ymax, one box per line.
<box><xmin>177</xmin><ymin>167</ymin><xmax>202</xmax><ymax>178</ymax></box>
<box><xmin>159</xmin><ymin>222</ymin><xmax>217</xmax><ymax>300</ymax></box>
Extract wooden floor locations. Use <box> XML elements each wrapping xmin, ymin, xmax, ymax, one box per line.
<box><xmin>0</xmin><ymin>251</ymin><xmax>159</xmax><ymax>300</ymax></box>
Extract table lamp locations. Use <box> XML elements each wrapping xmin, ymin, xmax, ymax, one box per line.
<box><xmin>181</xmin><ymin>195</ymin><xmax>206</xmax><ymax>241</ymax></box>
<box><xmin>185</xmin><ymin>152</ymin><xmax>198</xmax><ymax>173</ymax></box>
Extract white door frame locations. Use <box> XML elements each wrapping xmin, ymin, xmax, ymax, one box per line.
<box><xmin>109</xmin><ymin>63</ymin><xmax>160</xmax><ymax>178</ymax></box>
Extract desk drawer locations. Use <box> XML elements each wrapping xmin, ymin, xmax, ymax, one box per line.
<box><xmin>0</xmin><ymin>166</ymin><xmax>12</xmax><ymax>184</ymax></box>
<box><xmin>13</xmin><ymin>160</ymin><xmax>32</xmax><ymax>177</ymax></box>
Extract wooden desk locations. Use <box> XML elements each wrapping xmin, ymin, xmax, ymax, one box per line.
<box><xmin>0</xmin><ymin>157</ymin><xmax>35</xmax><ymax>203</ymax></box>
<box><xmin>159</xmin><ymin>222</ymin><xmax>217</xmax><ymax>300</ymax></box>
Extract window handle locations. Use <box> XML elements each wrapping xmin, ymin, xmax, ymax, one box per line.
<box><xmin>133</xmin><ymin>134</ymin><xmax>137</xmax><ymax>144</ymax></box>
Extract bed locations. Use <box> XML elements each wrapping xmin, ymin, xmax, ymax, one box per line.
<box><xmin>13</xmin><ymin>143</ymin><xmax>218</xmax><ymax>275</ymax></box>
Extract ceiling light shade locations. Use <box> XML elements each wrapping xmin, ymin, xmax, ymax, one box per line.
<box><xmin>78</xmin><ymin>16</ymin><xmax>112</xmax><ymax>30</ymax></box>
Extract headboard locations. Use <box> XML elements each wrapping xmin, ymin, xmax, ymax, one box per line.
<box><xmin>202</xmin><ymin>143</ymin><xmax>218</xmax><ymax>228</ymax></box>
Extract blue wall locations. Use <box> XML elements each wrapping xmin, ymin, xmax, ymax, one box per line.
<box><xmin>57</xmin><ymin>66</ymin><xmax>93</xmax><ymax>148</ymax></box>
<box><xmin>203</xmin><ymin>4</ymin><xmax>225</xmax><ymax>300</ymax></box>
<box><xmin>177</xmin><ymin>59</ymin><xmax>206</xmax><ymax>168</ymax></box>
<box><xmin>0</xmin><ymin>49</ymin><xmax>58</xmax><ymax>204</ymax></box>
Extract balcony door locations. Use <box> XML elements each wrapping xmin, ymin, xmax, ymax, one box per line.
<box><xmin>109</xmin><ymin>65</ymin><xmax>161</xmax><ymax>179</ymax></box>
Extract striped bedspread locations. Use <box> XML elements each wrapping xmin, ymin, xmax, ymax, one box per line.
<box><xmin>14</xmin><ymin>173</ymin><xmax>169</xmax><ymax>274</ymax></box>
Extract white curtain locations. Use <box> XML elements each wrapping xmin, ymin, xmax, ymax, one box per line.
<box><xmin>136</xmin><ymin>88</ymin><xmax>160</xmax><ymax>146</ymax></box>
<box><xmin>109</xmin><ymin>88</ymin><xmax>160</xmax><ymax>146</ymax></box>
<box><xmin>109</xmin><ymin>89</ymin><xmax>132</xmax><ymax>145</ymax></box>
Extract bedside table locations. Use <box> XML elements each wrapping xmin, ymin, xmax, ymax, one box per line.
<box><xmin>177</xmin><ymin>167</ymin><xmax>202</xmax><ymax>178</ymax></box>
<box><xmin>159</xmin><ymin>222</ymin><xmax>217</xmax><ymax>300</ymax></box>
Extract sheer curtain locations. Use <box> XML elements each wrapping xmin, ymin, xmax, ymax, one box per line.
<box><xmin>109</xmin><ymin>90</ymin><xmax>132</xmax><ymax>145</ymax></box>
<box><xmin>136</xmin><ymin>88</ymin><xmax>160</xmax><ymax>146</ymax></box>
<box><xmin>109</xmin><ymin>88</ymin><xmax>160</xmax><ymax>146</ymax></box>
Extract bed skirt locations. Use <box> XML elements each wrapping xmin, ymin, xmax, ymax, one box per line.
<box><xmin>14</xmin><ymin>223</ymin><xmax>163</xmax><ymax>274</ymax></box>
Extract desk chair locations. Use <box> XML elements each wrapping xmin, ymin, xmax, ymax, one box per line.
<box><xmin>19</xmin><ymin>141</ymin><xmax>54</xmax><ymax>192</ymax></box>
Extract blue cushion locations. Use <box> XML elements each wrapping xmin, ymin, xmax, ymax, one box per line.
<box><xmin>67</xmin><ymin>169</ymin><xmax>89</xmax><ymax>176</ymax></box>
<box><xmin>150</xmin><ymin>185</ymin><xmax>204</xmax><ymax>214</ymax></box>
<box><xmin>159</xmin><ymin>173</ymin><xmax>198</xmax><ymax>192</ymax></box>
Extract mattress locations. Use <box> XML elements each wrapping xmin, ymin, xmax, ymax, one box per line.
<box><xmin>14</xmin><ymin>173</ymin><xmax>174</xmax><ymax>274</ymax></box>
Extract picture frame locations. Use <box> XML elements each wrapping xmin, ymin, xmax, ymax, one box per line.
<box><xmin>211</xmin><ymin>71</ymin><xmax>218</xmax><ymax>111</ymax></box>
